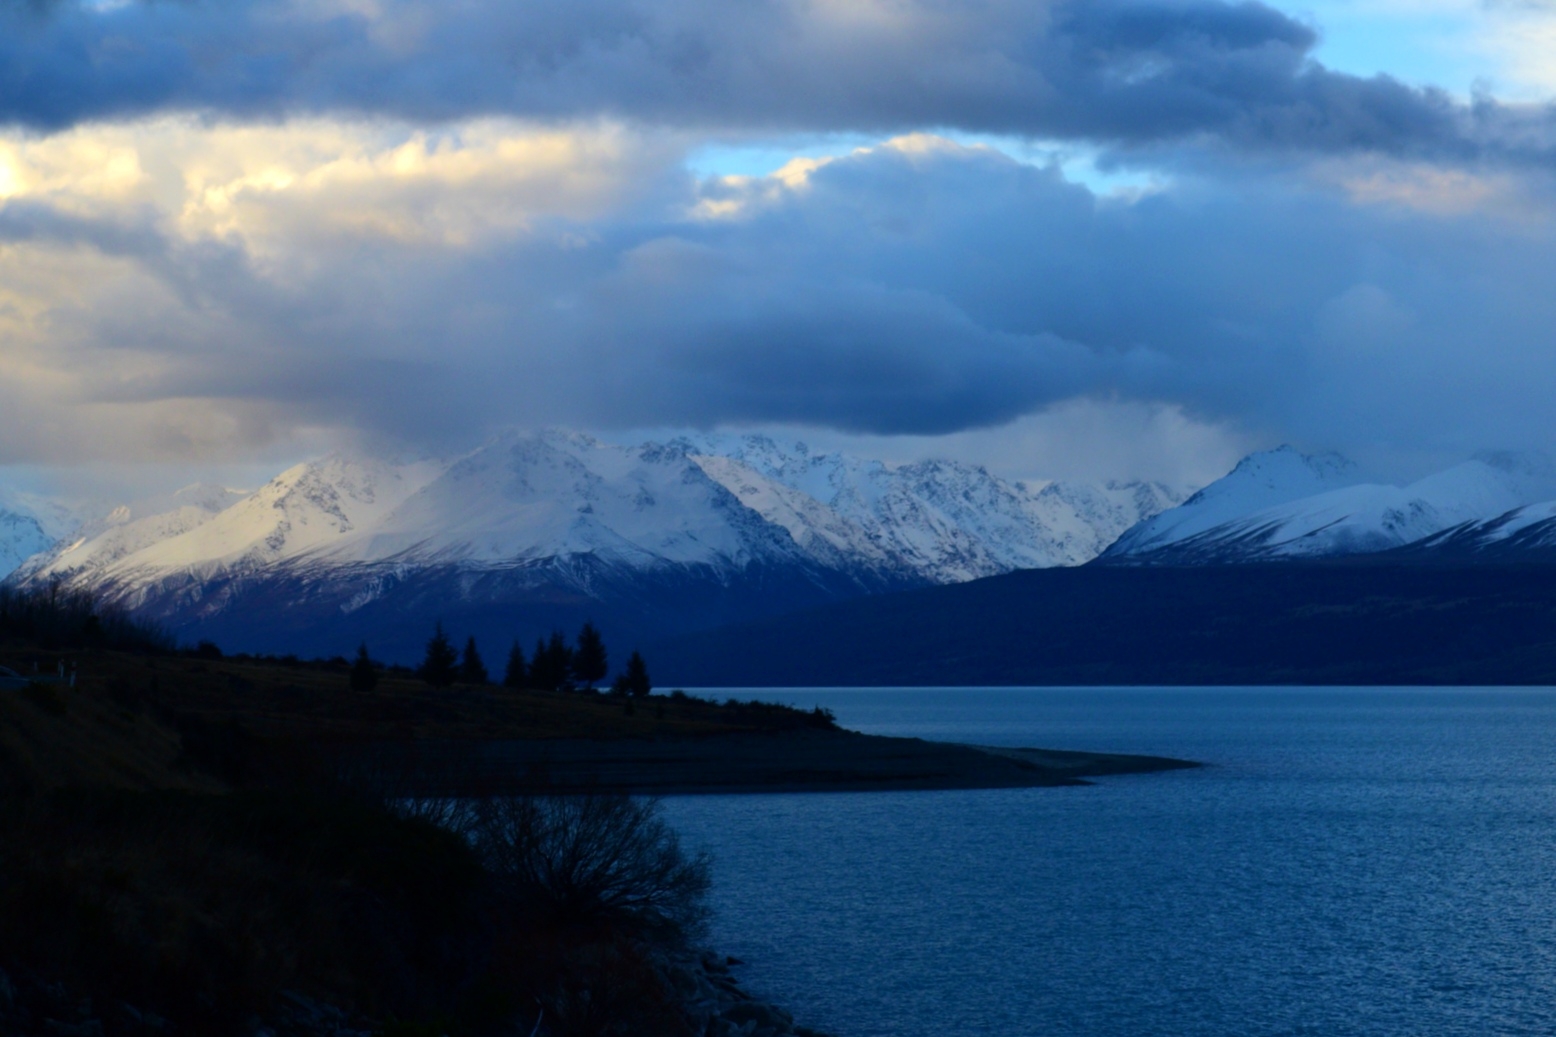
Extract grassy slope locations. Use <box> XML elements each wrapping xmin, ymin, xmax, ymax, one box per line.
<box><xmin>0</xmin><ymin>674</ymin><xmax>218</xmax><ymax>795</ymax></box>
<box><xmin>0</xmin><ymin>646</ymin><xmax>774</xmax><ymax>1036</ymax></box>
<box><xmin>0</xmin><ymin>646</ymin><xmax>832</xmax><ymax>795</ymax></box>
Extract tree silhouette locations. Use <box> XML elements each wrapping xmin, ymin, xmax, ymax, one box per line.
<box><xmin>531</xmin><ymin>637</ymin><xmax>551</xmax><ymax>688</ymax></box>
<box><xmin>502</xmin><ymin>640</ymin><xmax>527</xmax><ymax>689</ymax></box>
<box><xmin>419</xmin><ymin>621</ymin><xmax>458</xmax><ymax>688</ymax></box>
<box><xmin>624</xmin><ymin>650</ymin><xmax>651</xmax><ymax>698</ymax></box>
<box><xmin>349</xmin><ymin>642</ymin><xmax>378</xmax><ymax>693</ymax></box>
<box><xmin>460</xmin><ymin>636</ymin><xmax>489</xmax><ymax>685</ymax></box>
<box><xmin>529</xmin><ymin>631</ymin><xmax>574</xmax><ymax>691</ymax></box>
<box><xmin>573</xmin><ymin>621</ymin><xmax>608</xmax><ymax>690</ymax></box>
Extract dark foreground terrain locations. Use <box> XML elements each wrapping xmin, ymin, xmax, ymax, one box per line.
<box><xmin>0</xmin><ymin>648</ymin><xmax>1191</xmax><ymax>796</ymax></box>
<box><xmin>651</xmin><ymin>561</ymin><xmax>1556</xmax><ymax>686</ymax></box>
<box><xmin>0</xmin><ymin>630</ymin><xmax>1194</xmax><ymax>1037</ymax></box>
<box><xmin>355</xmin><ymin>730</ymin><xmax>1195</xmax><ymax>796</ymax></box>
<box><xmin>0</xmin><ymin>647</ymin><xmax>849</xmax><ymax>1037</ymax></box>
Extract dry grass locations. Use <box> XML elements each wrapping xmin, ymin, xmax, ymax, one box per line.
<box><xmin>0</xmin><ymin>669</ymin><xmax>220</xmax><ymax>795</ymax></box>
<box><xmin>0</xmin><ymin>646</ymin><xmax>831</xmax><ymax>795</ymax></box>
<box><xmin>53</xmin><ymin>650</ymin><xmax>815</xmax><ymax>739</ymax></box>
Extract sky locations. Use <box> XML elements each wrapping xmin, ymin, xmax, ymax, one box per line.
<box><xmin>1</xmin><ymin>0</ymin><xmax>1555</xmax><ymax>495</ymax></box>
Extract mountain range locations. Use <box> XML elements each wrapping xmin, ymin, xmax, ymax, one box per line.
<box><xmin>1099</xmin><ymin>446</ymin><xmax>1556</xmax><ymax>565</ymax></box>
<box><xmin>9</xmin><ymin>435</ymin><xmax>1556</xmax><ymax>666</ymax></box>
<box><xmin>0</xmin><ymin>430</ymin><xmax>1181</xmax><ymax>659</ymax></box>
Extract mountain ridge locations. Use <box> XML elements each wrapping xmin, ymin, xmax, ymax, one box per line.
<box><xmin>2</xmin><ymin>429</ymin><xmax>1181</xmax><ymax>657</ymax></box>
<box><xmin>1100</xmin><ymin>446</ymin><xmax>1556</xmax><ymax>565</ymax></box>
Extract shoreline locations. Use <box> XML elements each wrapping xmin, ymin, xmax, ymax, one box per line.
<box><xmin>353</xmin><ymin>728</ymin><xmax>1202</xmax><ymax>796</ymax></box>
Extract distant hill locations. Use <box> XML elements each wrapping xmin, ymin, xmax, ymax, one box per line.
<box><xmin>649</xmin><ymin>561</ymin><xmax>1556</xmax><ymax>686</ymax></box>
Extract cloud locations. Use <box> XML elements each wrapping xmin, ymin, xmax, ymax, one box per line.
<box><xmin>735</xmin><ymin>398</ymin><xmax>1257</xmax><ymax>487</ymax></box>
<box><xmin>0</xmin><ymin>0</ymin><xmax>1554</xmax><ymax>166</ymax></box>
<box><xmin>1</xmin><ymin>123</ymin><xmax>1555</xmax><ymax>474</ymax></box>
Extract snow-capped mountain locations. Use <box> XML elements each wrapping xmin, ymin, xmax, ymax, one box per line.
<box><xmin>22</xmin><ymin>431</ymin><xmax>1186</xmax><ymax>593</ymax></box>
<box><xmin>1103</xmin><ymin>446</ymin><xmax>1359</xmax><ymax>561</ymax></box>
<box><xmin>24</xmin><ymin>435</ymin><xmax>832</xmax><ymax>591</ymax></box>
<box><xmin>1102</xmin><ymin>447</ymin><xmax>1556</xmax><ymax>564</ymax></box>
<box><xmin>0</xmin><ymin>509</ymin><xmax>53</xmax><ymax>581</ymax></box>
<box><xmin>1402</xmin><ymin>498</ymin><xmax>1556</xmax><ymax>560</ymax></box>
<box><xmin>9</xmin><ymin>429</ymin><xmax>1184</xmax><ymax>658</ymax></box>
<box><xmin>342</xmin><ymin>434</ymin><xmax>804</xmax><ymax>572</ymax></box>
<box><xmin>21</xmin><ymin>483</ymin><xmax>249</xmax><ymax>584</ymax></box>
<box><xmin>681</xmin><ymin>433</ymin><xmax>1184</xmax><ymax>580</ymax></box>
<box><xmin>0</xmin><ymin>487</ymin><xmax>84</xmax><ymax>580</ymax></box>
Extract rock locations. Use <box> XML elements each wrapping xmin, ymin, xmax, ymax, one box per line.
<box><xmin>724</xmin><ymin>1002</ymin><xmax>788</xmax><ymax>1031</ymax></box>
<box><xmin>657</xmin><ymin>944</ymin><xmax>811</xmax><ymax>1037</ymax></box>
<box><xmin>102</xmin><ymin>1000</ymin><xmax>170</xmax><ymax>1035</ymax></box>
<box><xmin>264</xmin><ymin>990</ymin><xmax>374</xmax><ymax>1037</ymax></box>
<box><xmin>44</xmin><ymin>1020</ymin><xmax>105</xmax><ymax>1037</ymax></box>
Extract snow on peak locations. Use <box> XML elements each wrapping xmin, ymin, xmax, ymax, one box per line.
<box><xmin>680</xmin><ymin>434</ymin><xmax>1185</xmax><ymax>581</ymax></box>
<box><xmin>21</xmin><ymin>428</ymin><xmax>1189</xmax><ymax>597</ymax></box>
<box><xmin>1105</xmin><ymin>449</ymin><xmax>1556</xmax><ymax>563</ymax></box>
<box><xmin>28</xmin><ymin>457</ymin><xmax>445</xmax><ymax>585</ymax></box>
<box><xmin>11</xmin><ymin>482</ymin><xmax>249</xmax><ymax>583</ymax></box>
<box><xmin>0</xmin><ymin>508</ymin><xmax>54</xmax><ymax>580</ymax></box>
<box><xmin>0</xmin><ymin>484</ymin><xmax>91</xmax><ymax>580</ymax></box>
<box><xmin>1412</xmin><ymin>497</ymin><xmax>1556</xmax><ymax>555</ymax></box>
<box><xmin>1104</xmin><ymin>446</ymin><xmax>1359</xmax><ymax>558</ymax></box>
<box><xmin>340</xmin><ymin>431</ymin><xmax>800</xmax><ymax>570</ymax></box>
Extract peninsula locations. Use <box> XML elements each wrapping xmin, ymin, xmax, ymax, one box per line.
<box><xmin>1</xmin><ymin>648</ymin><xmax>1198</xmax><ymax>796</ymax></box>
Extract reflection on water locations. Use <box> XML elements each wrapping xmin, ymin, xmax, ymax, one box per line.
<box><xmin>662</xmin><ymin>687</ymin><xmax>1556</xmax><ymax>1037</ymax></box>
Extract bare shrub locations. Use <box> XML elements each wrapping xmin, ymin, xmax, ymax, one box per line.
<box><xmin>466</xmin><ymin>793</ymin><xmax>712</xmax><ymax>944</ymax></box>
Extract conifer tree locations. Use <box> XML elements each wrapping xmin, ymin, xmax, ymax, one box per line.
<box><xmin>529</xmin><ymin>631</ymin><xmax>574</xmax><ymax>691</ymax></box>
<box><xmin>573</xmin><ymin>621</ymin><xmax>608</xmax><ymax>690</ymax></box>
<box><xmin>547</xmin><ymin>629</ymin><xmax>578</xmax><ymax>685</ymax></box>
<box><xmin>624</xmin><ymin>650</ymin><xmax>651</xmax><ymax>698</ymax></box>
<box><xmin>419</xmin><ymin>621</ymin><xmax>458</xmax><ymax>688</ymax></box>
<box><xmin>502</xmin><ymin>640</ymin><xmax>528</xmax><ymax>689</ymax></box>
<box><xmin>532</xmin><ymin>637</ymin><xmax>550</xmax><ymax>687</ymax></box>
<box><xmin>460</xmin><ymin>636</ymin><xmax>489</xmax><ymax>685</ymax></box>
<box><xmin>548</xmin><ymin>630</ymin><xmax>575</xmax><ymax>691</ymax></box>
<box><xmin>349</xmin><ymin>642</ymin><xmax>378</xmax><ymax>693</ymax></box>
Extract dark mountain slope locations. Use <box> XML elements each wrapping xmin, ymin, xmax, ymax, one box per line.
<box><xmin>650</xmin><ymin>562</ymin><xmax>1556</xmax><ymax>686</ymax></box>
<box><xmin>141</xmin><ymin>555</ymin><xmax>909</xmax><ymax>663</ymax></box>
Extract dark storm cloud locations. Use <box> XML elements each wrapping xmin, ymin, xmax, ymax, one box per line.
<box><xmin>18</xmin><ymin>136</ymin><xmax>1552</xmax><ymax>458</ymax></box>
<box><xmin>0</xmin><ymin>0</ymin><xmax>1551</xmax><ymax>164</ymax></box>
<box><xmin>321</xmin><ymin>146</ymin><xmax>1556</xmax><ymax>450</ymax></box>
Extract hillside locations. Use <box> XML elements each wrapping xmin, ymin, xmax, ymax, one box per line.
<box><xmin>0</xmin><ymin>643</ymin><xmax>849</xmax><ymax>1036</ymax></box>
<box><xmin>650</xmin><ymin>561</ymin><xmax>1556</xmax><ymax>686</ymax></box>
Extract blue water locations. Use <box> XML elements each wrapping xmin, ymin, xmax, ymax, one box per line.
<box><xmin>660</xmin><ymin>688</ymin><xmax>1556</xmax><ymax>1037</ymax></box>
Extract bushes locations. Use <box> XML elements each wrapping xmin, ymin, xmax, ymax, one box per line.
<box><xmin>0</xmin><ymin>790</ymin><xmax>488</xmax><ymax>1033</ymax></box>
<box><xmin>0</xmin><ymin>585</ymin><xmax>174</xmax><ymax>653</ymax></box>
<box><xmin>461</xmin><ymin>794</ymin><xmax>711</xmax><ymax>944</ymax></box>
<box><xmin>0</xmin><ymin>787</ymin><xmax>715</xmax><ymax>1036</ymax></box>
<box><xmin>440</xmin><ymin>792</ymin><xmax>711</xmax><ymax>1037</ymax></box>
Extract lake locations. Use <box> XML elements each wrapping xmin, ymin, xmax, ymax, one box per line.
<box><xmin>661</xmin><ymin>687</ymin><xmax>1556</xmax><ymax>1037</ymax></box>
